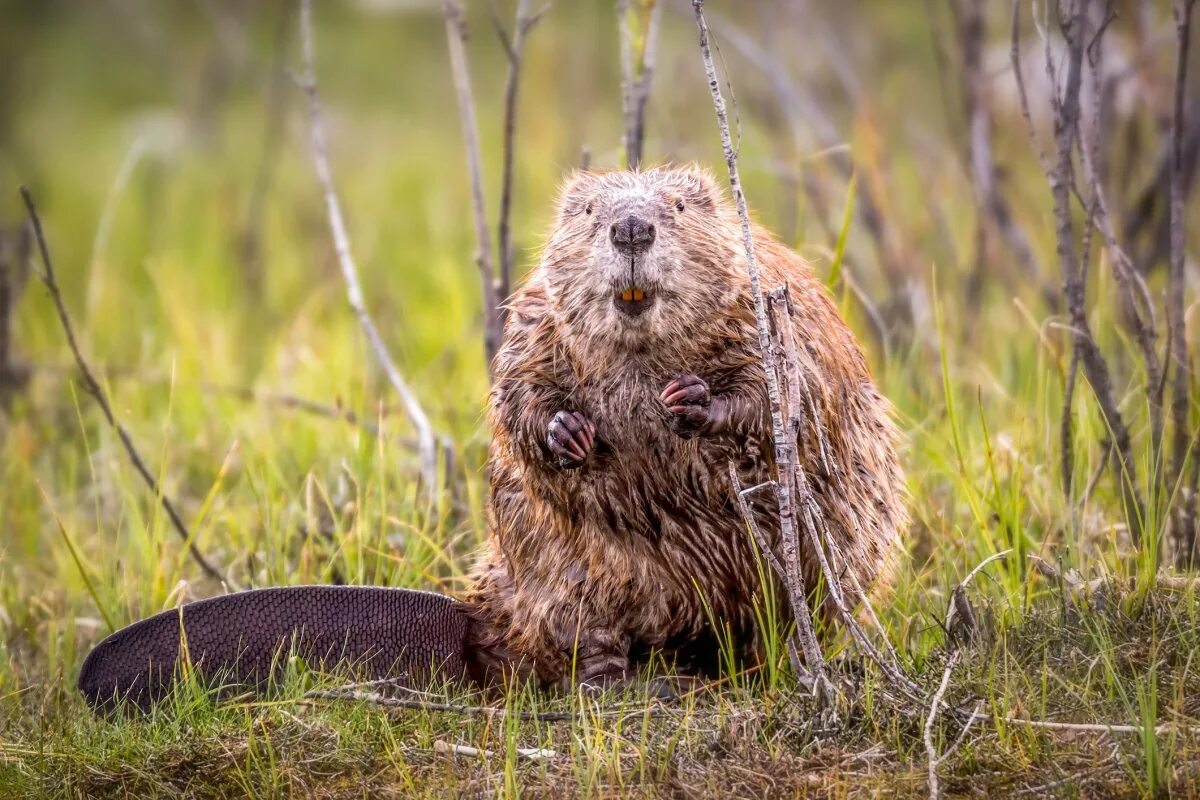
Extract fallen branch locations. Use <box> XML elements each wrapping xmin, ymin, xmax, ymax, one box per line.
<box><xmin>307</xmin><ymin>686</ymin><xmax>678</xmax><ymax>722</ymax></box>
<box><xmin>298</xmin><ymin>0</ymin><xmax>439</xmax><ymax>495</ymax></box>
<box><xmin>924</xmin><ymin>650</ymin><xmax>960</xmax><ymax>800</ymax></box>
<box><xmin>20</xmin><ymin>187</ymin><xmax>234</xmax><ymax>589</ymax></box>
<box><xmin>434</xmin><ymin>739</ymin><xmax>556</xmax><ymax>761</ymax></box>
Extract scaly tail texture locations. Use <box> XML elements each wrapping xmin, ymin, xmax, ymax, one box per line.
<box><xmin>78</xmin><ymin>586</ymin><xmax>481</xmax><ymax>712</ymax></box>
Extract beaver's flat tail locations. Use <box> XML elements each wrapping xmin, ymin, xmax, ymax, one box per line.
<box><xmin>78</xmin><ymin>586</ymin><xmax>475</xmax><ymax>712</ymax></box>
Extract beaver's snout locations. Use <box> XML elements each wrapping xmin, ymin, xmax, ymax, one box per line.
<box><xmin>609</xmin><ymin>215</ymin><xmax>656</xmax><ymax>256</ymax></box>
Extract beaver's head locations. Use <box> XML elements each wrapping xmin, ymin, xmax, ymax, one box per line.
<box><xmin>539</xmin><ymin>166</ymin><xmax>742</xmax><ymax>355</ymax></box>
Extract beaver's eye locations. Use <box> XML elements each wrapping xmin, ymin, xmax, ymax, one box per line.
<box><xmin>675</xmin><ymin>199</ymin><xmax>685</xmax><ymax>212</ymax></box>
<box><xmin>584</xmin><ymin>201</ymin><xmax>593</xmax><ymax>215</ymax></box>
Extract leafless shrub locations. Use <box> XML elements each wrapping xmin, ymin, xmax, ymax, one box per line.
<box><xmin>692</xmin><ymin>0</ymin><xmax>922</xmax><ymax>710</ymax></box>
<box><xmin>1012</xmin><ymin>0</ymin><xmax>1197</xmax><ymax>560</ymax></box>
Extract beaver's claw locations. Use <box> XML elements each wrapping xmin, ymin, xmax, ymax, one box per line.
<box><xmin>661</xmin><ymin>374</ymin><xmax>718</xmax><ymax>438</ymax></box>
<box><xmin>547</xmin><ymin>410</ymin><xmax>595</xmax><ymax>468</ymax></box>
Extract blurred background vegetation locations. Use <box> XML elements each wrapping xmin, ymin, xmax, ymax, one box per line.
<box><xmin>1</xmin><ymin>0</ymin><xmax>1198</xmax><ymax>796</ymax></box>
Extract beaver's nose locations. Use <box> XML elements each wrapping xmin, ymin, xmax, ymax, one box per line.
<box><xmin>609</xmin><ymin>215</ymin><xmax>656</xmax><ymax>255</ymax></box>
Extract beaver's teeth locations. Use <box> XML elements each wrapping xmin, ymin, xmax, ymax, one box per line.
<box><xmin>632</xmin><ymin>288</ymin><xmax>645</xmax><ymax>302</ymax></box>
<box><xmin>620</xmin><ymin>289</ymin><xmax>634</xmax><ymax>302</ymax></box>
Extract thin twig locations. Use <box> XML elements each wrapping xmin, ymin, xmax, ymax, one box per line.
<box><xmin>952</xmin><ymin>0</ymin><xmax>1051</xmax><ymax>309</ymax></box>
<box><xmin>926</xmin><ymin>548</ymin><xmax>1012</xmax><ymax>798</ymax></box>
<box><xmin>443</xmin><ymin>0</ymin><xmax>503</xmax><ymax>375</ymax></box>
<box><xmin>298</xmin><ymin>0</ymin><xmax>439</xmax><ymax>495</ymax></box>
<box><xmin>494</xmin><ymin>0</ymin><xmax>548</xmax><ymax>308</ymax></box>
<box><xmin>20</xmin><ymin>187</ymin><xmax>234</xmax><ymax>588</ymax></box>
<box><xmin>764</xmin><ymin>288</ymin><xmax>922</xmax><ymax>702</ymax></box>
<box><xmin>692</xmin><ymin>0</ymin><xmax>832</xmax><ymax>705</ymax></box>
<box><xmin>619</xmin><ymin>0</ymin><xmax>661</xmax><ymax>170</ymax></box>
<box><xmin>924</xmin><ymin>650</ymin><xmax>960</xmax><ymax>800</ymax></box>
<box><xmin>308</xmin><ymin>686</ymin><xmax>678</xmax><ymax>723</ymax></box>
<box><xmin>1078</xmin><ymin>19</ymin><xmax>1164</xmax><ymax>486</ymax></box>
<box><xmin>728</xmin><ymin>463</ymin><xmax>807</xmax><ymax>682</ymax></box>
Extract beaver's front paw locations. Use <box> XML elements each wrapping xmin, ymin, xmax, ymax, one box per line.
<box><xmin>547</xmin><ymin>410</ymin><xmax>595</xmax><ymax>468</ymax></box>
<box><xmin>661</xmin><ymin>374</ymin><xmax>720</xmax><ymax>439</ymax></box>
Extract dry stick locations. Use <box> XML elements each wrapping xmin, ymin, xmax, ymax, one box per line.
<box><xmin>19</xmin><ymin>187</ymin><xmax>234</xmax><ymax>588</ymax></box>
<box><xmin>298</xmin><ymin>0</ymin><xmax>439</xmax><ymax>495</ymax></box>
<box><xmin>494</xmin><ymin>0</ymin><xmax>548</xmax><ymax>307</ymax></box>
<box><xmin>1012</xmin><ymin>0</ymin><xmax>1077</xmax><ymax>498</ymax></box>
<box><xmin>1030</xmin><ymin>0</ymin><xmax>1144</xmax><ymax>544</ymax></box>
<box><xmin>767</xmin><ymin>290</ymin><xmax>923</xmax><ymax>701</ymax></box>
<box><xmin>308</xmin><ymin>686</ymin><xmax>679</xmax><ymax>723</ymax></box>
<box><xmin>1079</xmin><ymin>22</ymin><xmax>1164</xmax><ymax>487</ymax></box>
<box><xmin>442</xmin><ymin>0</ymin><xmax>503</xmax><ymax>375</ymax></box>
<box><xmin>618</xmin><ymin>0</ymin><xmax>661</xmax><ymax>170</ymax></box>
<box><xmin>1168</xmin><ymin>0</ymin><xmax>1198</xmax><ymax>559</ymax></box>
<box><xmin>692</xmin><ymin>0</ymin><xmax>831</xmax><ymax>702</ymax></box>
<box><xmin>433</xmin><ymin>740</ymin><xmax>556</xmax><ymax>761</ymax></box>
<box><xmin>924</xmin><ymin>650</ymin><xmax>960</xmax><ymax>800</ymax></box>
<box><xmin>728</xmin><ymin>464</ymin><xmax>810</xmax><ymax>682</ymax></box>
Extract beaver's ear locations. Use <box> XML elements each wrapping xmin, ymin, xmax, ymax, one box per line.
<box><xmin>674</xmin><ymin>165</ymin><xmax>721</xmax><ymax>212</ymax></box>
<box><xmin>554</xmin><ymin>170</ymin><xmax>599</xmax><ymax>220</ymax></box>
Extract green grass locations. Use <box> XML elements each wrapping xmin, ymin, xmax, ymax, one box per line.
<box><xmin>2</xmin><ymin>2</ymin><xmax>1199</xmax><ymax>797</ymax></box>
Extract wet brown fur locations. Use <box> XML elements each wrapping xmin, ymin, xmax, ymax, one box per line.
<box><xmin>462</xmin><ymin>165</ymin><xmax>907</xmax><ymax>687</ymax></box>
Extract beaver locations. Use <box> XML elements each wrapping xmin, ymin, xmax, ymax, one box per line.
<box><xmin>77</xmin><ymin>164</ymin><xmax>907</xmax><ymax>711</ymax></box>
<box><xmin>463</xmin><ymin>164</ymin><xmax>907</xmax><ymax>688</ymax></box>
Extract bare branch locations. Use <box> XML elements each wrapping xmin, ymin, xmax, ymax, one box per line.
<box><xmin>299</xmin><ymin>0</ymin><xmax>440</xmax><ymax>494</ymax></box>
<box><xmin>496</xmin><ymin>0</ymin><xmax>548</xmax><ymax>307</ymax></box>
<box><xmin>20</xmin><ymin>187</ymin><xmax>234</xmax><ymax>588</ymax></box>
<box><xmin>1169</xmin><ymin>0</ymin><xmax>1198</xmax><ymax>558</ymax></box>
<box><xmin>1033</xmin><ymin>0</ymin><xmax>1145</xmax><ymax>543</ymax></box>
<box><xmin>442</xmin><ymin>0</ymin><xmax>503</xmax><ymax>374</ymax></box>
<box><xmin>728</xmin><ymin>463</ymin><xmax>811</xmax><ymax>686</ymax></box>
<box><xmin>619</xmin><ymin>0</ymin><xmax>661</xmax><ymax>170</ymax></box>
